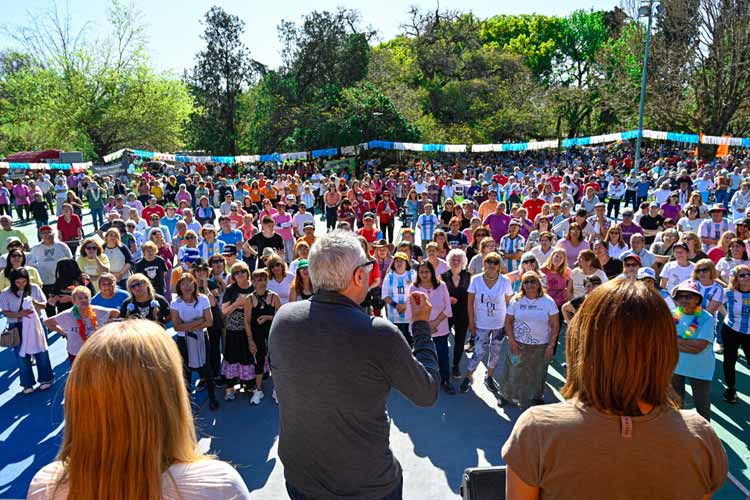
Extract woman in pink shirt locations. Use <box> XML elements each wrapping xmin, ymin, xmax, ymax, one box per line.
<box><xmin>273</xmin><ymin>202</ymin><xmax>295</xmax><ymax>262</ymax></box>
<box><xmin>411</xmin><ymin>260</ymin><xmax>455</xmax><ymax>394</ymax></box>
<box><xmin>12</xmin><ymin>180</ymin><xmax>31</xmax><ymax>220</ymax></box>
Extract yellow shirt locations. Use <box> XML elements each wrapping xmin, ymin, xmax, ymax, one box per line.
<box><xmin>76</xmin><ymin>254</ymin><xmax>111</xmax><ymax>292</ymax></box>
<box><xmin>0</xmin><ymin>266</ymin><xmax>42</xmax><ymax>290</ymax></box>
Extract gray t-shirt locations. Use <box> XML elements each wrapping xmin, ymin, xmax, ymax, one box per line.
<box><xmin>29</xmin><ymin>243</ymin><xmax>73</xmax><ymax>285</ymax></box>
<box><xmin>502</xmin><ymin>402</ymin><xmax>727</xmax><ymax>500</ymax></box>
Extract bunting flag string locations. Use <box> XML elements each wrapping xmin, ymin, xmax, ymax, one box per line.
<box><xmin>98</xmin><ymin>128</ymin><xmax>750</xmax><ymax>166</ymax></box>
<box><xmin>0</xmin><ymin>162</ymin><xmax>91</xmax><ymax>173</ymax></box>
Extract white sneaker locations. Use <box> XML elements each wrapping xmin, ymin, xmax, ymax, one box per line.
<box><xmin>272</xmin><ymin>389</ymin><xmax>278</xmax><ymax>404</ymax></box>
<box><xmin>714</xmin><ymin>343</ymin><xmax>724</xmax><ymax>354</ymax></box>
<box><xmin>250</xmin><ymin>390</ymin><xmax>264</xmax><ymax>405</ymax></box>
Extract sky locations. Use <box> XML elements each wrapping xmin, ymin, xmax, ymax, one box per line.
<box><xmin>2</xmin><ymin>0</ymin><xmax>620</xmax><ymax>75</ymax></box>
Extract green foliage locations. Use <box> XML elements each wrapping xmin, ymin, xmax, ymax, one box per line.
<box><xmin>0</xmin><ymin>1</ymin><xmax>192</xmax><ymax>160</ymax></box>
<box><xmin>185</xmin><ymin>6</ymin><xmax>262</xmax><ymax>156</ymax></box>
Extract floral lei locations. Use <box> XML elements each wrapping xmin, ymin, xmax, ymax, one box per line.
<box><xmin>673</xmin><ymin>306</ymin><xmax>702</xmax><ymax>338</ymax></box>
<box><xmin>72</xmin><ymin>305</ymin><xmax>98</xmax><ymax>343</ymax></box>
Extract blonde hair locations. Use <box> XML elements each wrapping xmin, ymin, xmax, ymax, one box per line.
<box><xmin>104</xmin><ymin>228</ymin><xmax>121</xmax><ymax>245</ymax></box>
<box><xmin>54</xmin><ymin>320</ymin><xmax>206</xmax><ymax>499</ymax></box>
<box><xmin>126</xmin><ymin>273</ymin><xmax>155</xmax><ymax>299</ymax></box>
<box><xmin>543</xmin><ymin>248</ymin><xmax>569</xmax><ymax>276</ymax></box>
<box><xmin>562</xmin><ymin>279</ymin><xmax>679</xmax><ymax>416</ymax></box>
<box><xmin>691</xmin><ymin>258</ymin><xmax>718</xmax><ymax>281</ymax></box>
<box><xmin>728</xmin><ymin>264</ymin><xmax>750</xmax><ymax>291</ymax></box>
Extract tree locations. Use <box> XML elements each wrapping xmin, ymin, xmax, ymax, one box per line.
<box><xmin>185</xmin><ymin>6</ymin><xmax>263</xmax><ymax>155</ymax></box>
<box><xmin>0</xmin><ymin>1</ymin><xmax>192</xmax><ymax>159</ymax></box>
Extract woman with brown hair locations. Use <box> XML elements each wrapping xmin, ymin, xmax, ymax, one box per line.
<box><xmin>28</xmin><ymin>320</ymin><xmax>250</xmax><ymax>499</ymax></box>
<box><xmin>502</xmin><ymin>279</ymin><xmax>727</xmax><ymax>500</ymax></box>
<box><xmin>570</xmin><ymin>250</ymin><xmax>607</xmax><ymax>298</ymax></box>
<box><xmin>555</xmin><ymin>222</ymin><xmax>588</xmax><ymax>268</ymax></box>
<box><xmin>288</xmin><ymin>259</ymin><xmax>313</xmax><ymax>302</ymax></box>
<box><xmin>171</xmin><ymin>273</ymin><xmax>218</xmax><ymax>410</ymax></box>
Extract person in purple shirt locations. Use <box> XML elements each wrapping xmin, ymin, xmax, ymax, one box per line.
<box><xmin>618</xmin><ymin>207</ymin><xmax>644</xmax><ymax>246</ymax></box>
<box><xmin>483</xmin><ymin>202</ymin><xmax>511</xmax><ymax>243</ymax></box>
<box><xmin>661</xmin><ymin>191</ymin><xmax>682</xmax><ymax>222</ymax></box>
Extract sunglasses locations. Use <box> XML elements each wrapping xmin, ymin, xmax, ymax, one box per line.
<box><xmin>522</xmin><ymin>280</ymin><xmax>539</xmax><ymax>285</ymax></box>
<box><xmin>696</xmin><ymin>268</ymin><xmax>710</xmax><ymax>274</ymax></box>
<box><xmin>186</xmin><ymin>236</ymin><xmax>196</xmax><ymax>240</ymax></box>
<box><xmin>129</xmin><ymin>281</ymin><xmax>146</xmax><ymax>289</ymax></box>
<box><xmin>485</xmin><ymin>259</ymin><xmax>501</xmax><ymax>265</ymax></box>
<box><xmin>85</xmin><ymin>246</ymin><xmax>97</xmax><ymax>250</ymax></box>
<box><xmin>625</xmin><ymin>262</ymin><xmax>639</xmax><ymax>268</ymax></box>
<box><xmin>738</xmin><ymin>273</ymin><xmax>750</xmax><ymax>279</ymax></box>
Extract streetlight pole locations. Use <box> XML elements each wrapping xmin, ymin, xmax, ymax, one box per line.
<box><xmin>634</xmin><ymin>0</ymin><xmax>657</xmax><ymax>171</ymax></box>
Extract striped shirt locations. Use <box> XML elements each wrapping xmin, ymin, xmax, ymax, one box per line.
<box><xmin>499</xmin><ymin>234</ymin><xmax>525</xmax><ymax>272</ymax></box>
<box><xmin>417</xmin><ymin>213</ymin><xmax>439</xmax><ymax>243</ymax></box>
<box><xmin>698</xmin><ymin>282</ymin><xmax>725</xmax><ymax>309</ymax></box>
<box><xmin>698</xmin><ymin>219</ymin><xmax>732</xmax><ymax>251</ymax></box>
<box><xmin>724</xmin><ymin>290</ymin><xmax>750</xmax><ymax>334</ymax></box>
<box><xmin>382</xmin><ymin>270</ymin><xmax>415</xmax><ymax>324</ymax></box>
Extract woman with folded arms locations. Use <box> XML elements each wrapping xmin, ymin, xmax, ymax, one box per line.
<box><xmin>502</xmin><ymin>279</ymin><xmax>727</xmax><ymax>500</ymax></box>
<box><xmin>720</xmin><ymin>264</ymin><xmax>750</xmax><ymax>404</ymax></box>
<box><xmin>28</xmin><ymin>319</ymin><xmax>250</xmax><ymax>500</ymax></box>
<box><xmin>498</xmin><ymin>271</ymin><xmax>559</xmax><ymax>407</ymax></box>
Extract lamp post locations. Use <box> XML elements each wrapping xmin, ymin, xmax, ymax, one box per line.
<box><xmin>634</xmin><ymin>0</ymin><xmax>661</xmax><ymax>171</ymax></box>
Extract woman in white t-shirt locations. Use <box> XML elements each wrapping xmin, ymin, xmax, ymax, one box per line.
<box><xmin>499</xmin><ymin>271</ymin><xmax>559</xmax><ymax>406</ymax></box>
<box><xmin>660</xmin><ymin>242</ymin><xmax>695</xmax><ymax>292</ymax></box>
<box><xmin>715</xmin><ymin>238</ymin><xmax>749</xmax><ymax>285</ymax></box>
<box><xmin>571</xmin><ymin>250</ymin><xmax>608</xmax><ymax>298</ymax></box>
<box><xmin>460</xmin><ymin>252</ymin><xmax>513</xmax><ymax>395</ymax></box>
<box><xmin>27</xmin><ymin>319</ymin><xmax>251</xmax><ymax>500</ymax></box>
<box><xmin>171</xmin><ymin>273</ymin><xmax>218</xmax><ymax>411</ymax></box>
<box><xmin>265</xmin><ymin>254</ymin><xmax>295</xmax><ymax>305</ymax></box>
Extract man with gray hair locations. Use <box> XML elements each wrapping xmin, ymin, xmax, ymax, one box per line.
<box><xmin>269</xmin><ymin>230</ymin><xmax>439</xmax><ymax>500</ymax></box>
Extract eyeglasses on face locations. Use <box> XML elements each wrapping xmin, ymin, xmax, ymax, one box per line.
<box><xmin>129</xmin><ymin>281</ymin><xmax>146</xmax><ymax>289</ymax></box>
<box><xmin>355</xmin><ymin>260</ymin><xmax>376</xmax><ymax>273</ymax></box>
<box><xmin>186</xmin><ymin>235</ymin><xmax>196</xmax><ymax>240</ymax></box>
<box><xmin>737</xmin><ymin>273</ymin><xmax>750</xmax><ymax>279</ymax></box>
<box><xmin>696</xmin><ymin>268</ymin><xmax>710</xmax><ymax>274</ymax></box>
<box><xmin>625</xmin><ymin>262</ymin><xmax>639</xmax><ymax>268</ymax></box>
<box><xmin>85</xmin><ymin>246</ymin><xmax>97</xmax><ymax>251</ymax></box>
<box><xmin>485</xmin><ymin>259</ymin><xmax>500</xmax><ymax>265</ymax></box>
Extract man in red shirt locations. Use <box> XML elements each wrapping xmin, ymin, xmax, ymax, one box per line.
<box><xmin>141</xmin><ymin>196</ymin><xmax>166</xmax><ymax>221</ymax></box>
<box><xmin>375</xmin><ymin>191</ymin><xmax>398</xmax><ymax>243</ymax></box>
<box><xmin>357</xmin><ymin>212</ymin><xmax>380</xmax><ymax>247</ymax></box>
<box><xmin>547</xmin><ymin>172</ymin><xmax>563</xmax><ymax>192</ymax></box>
<box><xmin>522</xmin><ymin>189</ymin><xmax>546</xmax><ymax>222</ymax></box>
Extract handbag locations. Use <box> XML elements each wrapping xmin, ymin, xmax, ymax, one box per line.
<box><xmin>0</xmin><ymin>292</ymin><xmax>24</xmax><ymax>348</ymax></box>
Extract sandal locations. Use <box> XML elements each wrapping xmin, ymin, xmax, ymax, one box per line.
<box><xmin>39</xmin><ymin>382</ymin><xmax>53</xmax><ymax>391</ymax></box>
<box><xmin>22</xmin><ymin>387</ymin><xmax>35</xmax><ymax>395</ymax></box>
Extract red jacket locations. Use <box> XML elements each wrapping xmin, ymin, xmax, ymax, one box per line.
<box><xmin>376</xmin><ymin>199</ymin><xmax>398</xmax><ymax>224</ymax></box>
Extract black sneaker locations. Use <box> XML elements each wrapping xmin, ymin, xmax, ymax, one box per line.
<box><xmin>723</xmin><ymin>388</ymin><xmax>737</xmax><ymax>404</ymax></box>
<box><xmin>451</xmin><ymin>366</ymin><xmax>461</xmax><ymax>379</ymax></box>
<box><xmin>213</xmin><ymin>377</ymin><xmax>226</xmax><ymax>388</ymax></box>
<box><xmin>442</xmin><ymin>380</ymin><xmax>456</xmax><ymax>395</ymax></box>
<box><xmin>208</xmin><ymin>399</ymin><xmax>219</xmax><ymax>411</ymax></box>
<box><xmin>459</xmin><ymin>377</ymin><xmax>472</xmax><ymax>393</ymax></box>
<box><xmin>484</xmin><ymin>376</ymin><xmax>499</xmax><ymax>395</ymax></box>
<box><xmin>497</xmin><ymin>396</ymin><xmax>510</xmax><ymax>407</ymax></box>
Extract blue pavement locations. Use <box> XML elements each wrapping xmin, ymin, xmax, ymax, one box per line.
<box><xmin>0</xmin><ymin>215</ymin><xmax>748</xmax><ymax>499</ymax></box>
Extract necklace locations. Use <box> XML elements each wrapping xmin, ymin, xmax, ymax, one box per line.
<box><xmin>673</xmin><ymin>306</ymin><xmax>701</xmax><ymax>338</ymax></box>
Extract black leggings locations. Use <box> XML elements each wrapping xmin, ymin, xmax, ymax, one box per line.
<box><xmin>252</xmin><ymin>328</ymin><xmax>270</xmax><ymax>375</ymax></box>
<box><xmin>207</xmin><ymin>325</ymin><xmax>222</xmax><ymax>379</ymax></box>
<box><xmin>722</xmin><ymin>323</ymin><xmax>750</xmax><ymax>390</ymax></box>
<box><xmin>325</xmin><ymin>206</ymin><xmax>337</xmax><ymax>231</ymax></box>
<box><xmin>450</xmin><ymin>318</ymin><xmax>468</xmax><ymax>369</ymax></box>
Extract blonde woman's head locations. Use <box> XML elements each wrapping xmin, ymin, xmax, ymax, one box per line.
<box><xmin>56</xmin><ymin>320</ymin><xmax>205</xmax><ymax>499</ymax></box>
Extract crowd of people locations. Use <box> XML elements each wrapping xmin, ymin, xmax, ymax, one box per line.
<box><xmin>2</xmin><ymin>142</ymin><xmax>739</xmax><ymax>499</ymax></box>
<box><xmin>2</xmin><ymin>144</ymin><xmax>749</xmax><ymax>414</ymax></box>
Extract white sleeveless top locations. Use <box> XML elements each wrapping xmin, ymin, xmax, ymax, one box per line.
<box><xmin>28</xmin><ymin>459</ymin><xmax>251</xmax><ymax>500</ymax></box>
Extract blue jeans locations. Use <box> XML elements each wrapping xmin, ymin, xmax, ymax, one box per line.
<box><xmin>15</xmin><ymin>346</ymin><xmax>54</xmax><ymax>389</ymax></box>
<box><xmin>287</xmin><ymin>477</ymin><xmax>403</xmax><ymax>500</ymax></box>
<box><xmin>90</xmin><ymin>207</ymin><xmax>104</xmax><ymax>230</ymax></box>
<box><xmin>433</xmin><ymin>334</ymin><xmax>450</xmax><ymax>383</ymax></box>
